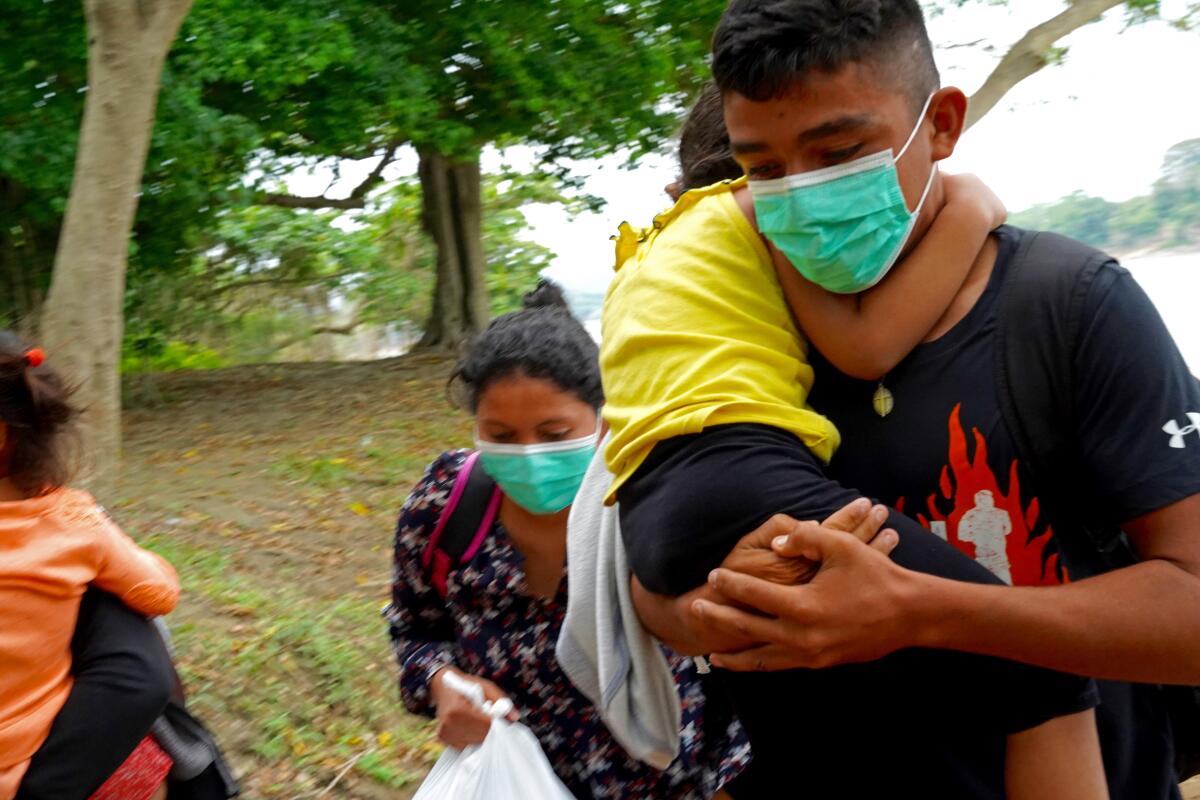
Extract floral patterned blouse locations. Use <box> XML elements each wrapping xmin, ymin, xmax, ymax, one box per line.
<box><xmin>385</xmin><ymin>450</ymin><xmax>750</xmax><ymax>800</ymax></box>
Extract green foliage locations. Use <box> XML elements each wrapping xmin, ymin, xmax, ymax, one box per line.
<box><xmin>1012</xmin><ymin>191</ymin><xmax>1118</xmax><ymax>248</ymax></box>
<box><xmin>350</xmin><ymin>183</ymin><xmax>436</xmax><ymax>329</ymax></box>
<box><xmin>117</xmin><ymin>165</ymin><xmax>568</xmax><ymax>366</ymax></box>
<box><xmin>121</xmin><ymin>337</ymin><xmax>228</xmax><ymax>374</ymax></box>
<box><xmin>480</xmin><ymin>170</ymin><xmax>586</xmax><ymax>316</ymax></box>
<box><xmin>1</xmin><ymin>0</ymin><xmax>722</xmax><ymax>350</ymax></box>
<box><xmin>1011</xmin><ymin>139</ymin><xmax>1200</xmax><ymax>253</ymax></box>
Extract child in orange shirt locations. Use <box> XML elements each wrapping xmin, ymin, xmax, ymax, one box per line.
<box><xmin>0</xmin><ymin>334</ymin><xmax>180</xmax><ymax>800</ymax></box>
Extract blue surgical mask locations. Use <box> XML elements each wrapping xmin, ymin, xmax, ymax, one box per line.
<box><xmin>750</xmin><ymin>93</ymin><xmax>938</xmax><ymax>294</ymax></box>
<box><xmin>476</xmin><ymin>431</ymin><xmax>598</xmax><ymax>515</ymax></box>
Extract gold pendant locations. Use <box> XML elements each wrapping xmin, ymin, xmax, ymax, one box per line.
<box><xmin>873</xmin><ymin>382</ymin><xmax>894</xmax><ymax>418</ymax></box>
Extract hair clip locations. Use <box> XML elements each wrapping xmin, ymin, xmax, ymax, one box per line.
<box><xmin>25</xmin><ymin>348</ymin><xmax>45</xmax><ymax>368</ymax></box>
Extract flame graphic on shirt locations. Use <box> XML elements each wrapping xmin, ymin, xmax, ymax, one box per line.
<box><xmin>895</xmin><ymin>404</ymin><xmax>1067</xmax><ymax>586</ymax></box>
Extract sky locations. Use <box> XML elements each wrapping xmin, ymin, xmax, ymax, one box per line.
<box><xmin>533</xmin><ymin>0</ymin><xmax>1200</xmax><ymax>292</ymax></box>
<box><xmin>287</xmin><ymin>0</ymin><xmax>1200</xmax><ymax>300</ymax></box>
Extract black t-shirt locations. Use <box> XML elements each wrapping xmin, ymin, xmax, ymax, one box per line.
<box><xmin>809</xmin><ymin>225</ymin><xmax>1200</xmax><ymax>799</ymax></box>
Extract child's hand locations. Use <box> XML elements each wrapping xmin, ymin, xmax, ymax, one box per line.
<box><xmin>721</xmin><ymin>535</ymin><xmax>818</xmax><ymax>588</ymax></box>
<box><xmin>943</xmin><ymin>173</ymin><xmax>1006</xmax><ymax>231</ymax></box>
<box><xmin>719</xmin><ymin>499</ymin><xmax>894</xmax><ymax>589</ymax></box>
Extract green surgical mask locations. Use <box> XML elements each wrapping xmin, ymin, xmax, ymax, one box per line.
<box><xmin>476</xmin><ymin>431</ymin><xmax>598</xmax><ymax>515</ymax></box>
<box><xmin>750</xmin><ymin>93</ymin><xmax>937</xmax><ymax>294</ymax></box>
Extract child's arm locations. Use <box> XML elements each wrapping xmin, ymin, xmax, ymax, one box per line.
<box><xmin>91</xmin><ymin>509</ymin><xmax>180</xmax><ymax>617</ymax></box>
<box><xmin>773</xmin><ymin>174</ymin><xmax>1005</xmax><ymax>380</ymax></box>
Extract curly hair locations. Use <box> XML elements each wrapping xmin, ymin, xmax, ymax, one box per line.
<box><xmin>449</xmin><ymin>280</ymin><xmax>603</xmax><ymax>413</ymax></box>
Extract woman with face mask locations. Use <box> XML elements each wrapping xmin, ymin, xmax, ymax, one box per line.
<box><xmin>384</xmin><ymin>281</ymin><xmax>751</xmax><ymax>799</ymax></box>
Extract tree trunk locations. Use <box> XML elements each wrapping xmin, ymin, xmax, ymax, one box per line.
<box><xmin>416</xmin><ymin>149</ymin><xmax>489</xmax><ymax>349</ymax></box>
<box><xmin>966</xmin><ymin>0</ymin><xmax>1124</xmax><ymax>129</ymax></box>
<box><xmin>40</xmin><ymin>0</ymin><xmax>193</xmax><ymax>497</ymax></box>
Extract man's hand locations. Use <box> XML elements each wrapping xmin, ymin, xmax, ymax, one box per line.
<box><xmin>720</xmin><ymin>499</ymin><xmax>896</xmax><ymax>593</ymax></box>
<box><xmin>694</xmin><ymin>520</ymin><xmax>916</xmax><ymax>671</ymax></box>
<box><xmin>631</xmin><ymin>498</ymin><xmax>897</xmax><ymax>656</ymax></box>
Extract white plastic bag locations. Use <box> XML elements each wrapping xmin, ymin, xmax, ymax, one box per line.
<box><xmin>413</xmin><ymin>672</ymin><xmax>575</xmax><ymax>800</ymax></box>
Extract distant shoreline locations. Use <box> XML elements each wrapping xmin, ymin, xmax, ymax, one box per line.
<box><xmin>1113</xmin><ymin>244</ymin><xmax>1200</xmax><ymax>262</ymax></box>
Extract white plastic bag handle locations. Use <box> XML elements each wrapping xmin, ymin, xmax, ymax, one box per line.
<box><xmin>441</xmin><ymin>670</ymin><xmax>516</xmax><ymax>720</ymax></box>
<box><xmin>414</xmin><ymin>676</ymin><xmax>575</xmax><ymax>800</ymax></box>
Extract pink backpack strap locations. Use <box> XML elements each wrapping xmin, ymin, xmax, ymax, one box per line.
<box><xmin>461</xmin><ymin>486</ymin><xmax>502</xmax><ymax>564</ymax></box>
<box><xmin>422</xmin><ymin>452</ymin><xmax>480</xmax><ymax>572</ymax></box>
<box><xmin>421</xmin><ymin>452</ymin><xmax>501</xmax><ymax>598</ymax></box>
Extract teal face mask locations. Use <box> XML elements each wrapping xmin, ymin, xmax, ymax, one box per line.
<box><xmin>476</xmin><ymin>431</ymin><xmax>598</xmax><ymax>515</ymax></box>
<box><xmin>750</xmin><ymin>94</ymin><xmax>937</xmax><ymax>294</ymax></box>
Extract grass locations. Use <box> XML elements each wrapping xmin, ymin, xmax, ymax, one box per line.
<box><xmin>116</xmin><ymin>356</ymin><xmax>470</xmax><ymax>798</ymax></box>
<box><xmin>140</xmin><ymin>534</ymin><xmax>433</xmax><ymax>794</ymax></box>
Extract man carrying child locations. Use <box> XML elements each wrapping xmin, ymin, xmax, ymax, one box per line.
<box><xmin>598</xmin><ymin>1</ymin><xmax>1200</xmax><ymax>797</ymax></box>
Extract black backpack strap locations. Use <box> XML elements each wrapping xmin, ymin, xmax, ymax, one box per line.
<box><xmin>993</xmin><ymin>229</ymin><xmax>1132</xmax><ymax>573</ymax></box>
<box><xmin>422</xmin><ymin>452</ymin><xmax>500</xmax><ymax>597</ymax></box>
<box><xmin>995</xmin><ymin>229</ymin><xmax>1200</xmax><ymax>780</ymax></box>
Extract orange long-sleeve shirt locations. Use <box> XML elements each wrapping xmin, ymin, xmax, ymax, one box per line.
<box><xmin>0</xmin><ymin>489</ymin><xmax>179</xmax><ymax>795</ymax></box>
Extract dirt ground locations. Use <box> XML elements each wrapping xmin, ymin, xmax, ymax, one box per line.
<box><xmin>115</xmin><ymin>356</ymin><xmax>1200</xmax><ymax>798</ymax></box>
<box><xmin>118</xmin><ymin>355</ymin><xmax>470</xmax><ymax>798</ymax></box>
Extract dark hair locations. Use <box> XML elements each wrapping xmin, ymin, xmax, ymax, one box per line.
<box><xmin>450</xmin><ymin>279</ymin><xmax>603</xmax><ymax>413</ymax></box>
<box><xmin>712</xmin><ymin>0</ymin><xmax>940</xmax><ymax>111</ymax></box>
<box><xmin>0</xmin><ymin>332</ymin><xmax>80</xmax><ymax>496</ymax></box>
<box><xmin>678</xmin><ymin>82</ymin><xmax>743</xmax><ymax>193</ymax></box>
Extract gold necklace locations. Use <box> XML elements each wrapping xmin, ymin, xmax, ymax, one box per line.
<box><xmin>873</xmin><ymin>378</ymin><xmax>894</xmax><ymax>418</ymax></box>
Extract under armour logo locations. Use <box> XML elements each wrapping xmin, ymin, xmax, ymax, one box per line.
<box><xmin>1163</xmin><ymin>413</ymin><xmax>1200</xmax><ymax>448</ymax></box>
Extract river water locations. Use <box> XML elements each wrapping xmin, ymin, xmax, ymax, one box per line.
<box><xmin>569</xmin><ymin>250</ymin><xmax>1200</xmax><ymax>369</ymax></box>
<box><xmin>1124</xmin><ymin>251</ymin><xmax>1200</xmax><ymax>373</ymax></box>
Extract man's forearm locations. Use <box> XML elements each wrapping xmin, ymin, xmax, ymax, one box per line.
<box><xmin>913</xmin><ymin>559</ymin><xmax>1200</xmax><ymax>684</ymax></box>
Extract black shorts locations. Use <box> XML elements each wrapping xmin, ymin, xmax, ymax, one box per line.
<box><xmin>618</xmin><ymin>424</ymin><xmax>1098</xmax><ymax>797</ymax></box>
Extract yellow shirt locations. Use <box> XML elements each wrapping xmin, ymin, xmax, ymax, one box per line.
<box><xmin>600</xmin><ymin>178</ymin><xmax>840</xmax><ymax>502</ymax></box>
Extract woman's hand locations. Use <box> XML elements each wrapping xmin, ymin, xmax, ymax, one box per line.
<box><xmin>429</xmin><ymin>667</ymin><xmax>515</xmax><ymax>750</ymax></box>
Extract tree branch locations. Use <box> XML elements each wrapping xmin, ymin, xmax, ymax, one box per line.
<box><xmin>940</xmin><ymin>38</ymin><xmax>987</xmax><ymax>50</ymax></box>
<box><xmin>274</xmin><ymin>310</ymin><xmax>364</xmax><ymax>352</ymax></box>
<box><xmin>257</xmin><ymin>143</ymin><xmax>400</xmax><ymax>210</ymax></box>
<box><xmin>206</xmin><ymin>268</ymin><xmax>360</xmax><ymax>299</ymax></box>
<box><xmin>966</xmin><ymin>0</ymin><xmax>1125</xmax><ymax>129</ymax></box>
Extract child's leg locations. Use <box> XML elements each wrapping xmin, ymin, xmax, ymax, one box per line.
<box><xmin>1007</xmin><ymin>710</ymin><xmax>1109</xmax><ymax>800</ymax></box>
<box><xmin>17</xmin><ymin>590</ymin><xmax>173</xmax><ymax>800</ymax></box>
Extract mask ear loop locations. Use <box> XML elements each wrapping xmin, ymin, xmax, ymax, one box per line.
<box><xmin>896</xmin><ymin>92</ymin><xmax>940</xmax><ymax>215</ymax></box>
<box><xmin>911</xmin><ymin>162</ymin><xmax>939</xmax><ymax>216</ymax></box>
<box><xmin>895</xmin><ymin>92</ymin><xmax>937</xmax><ymax>163</ymax></box>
